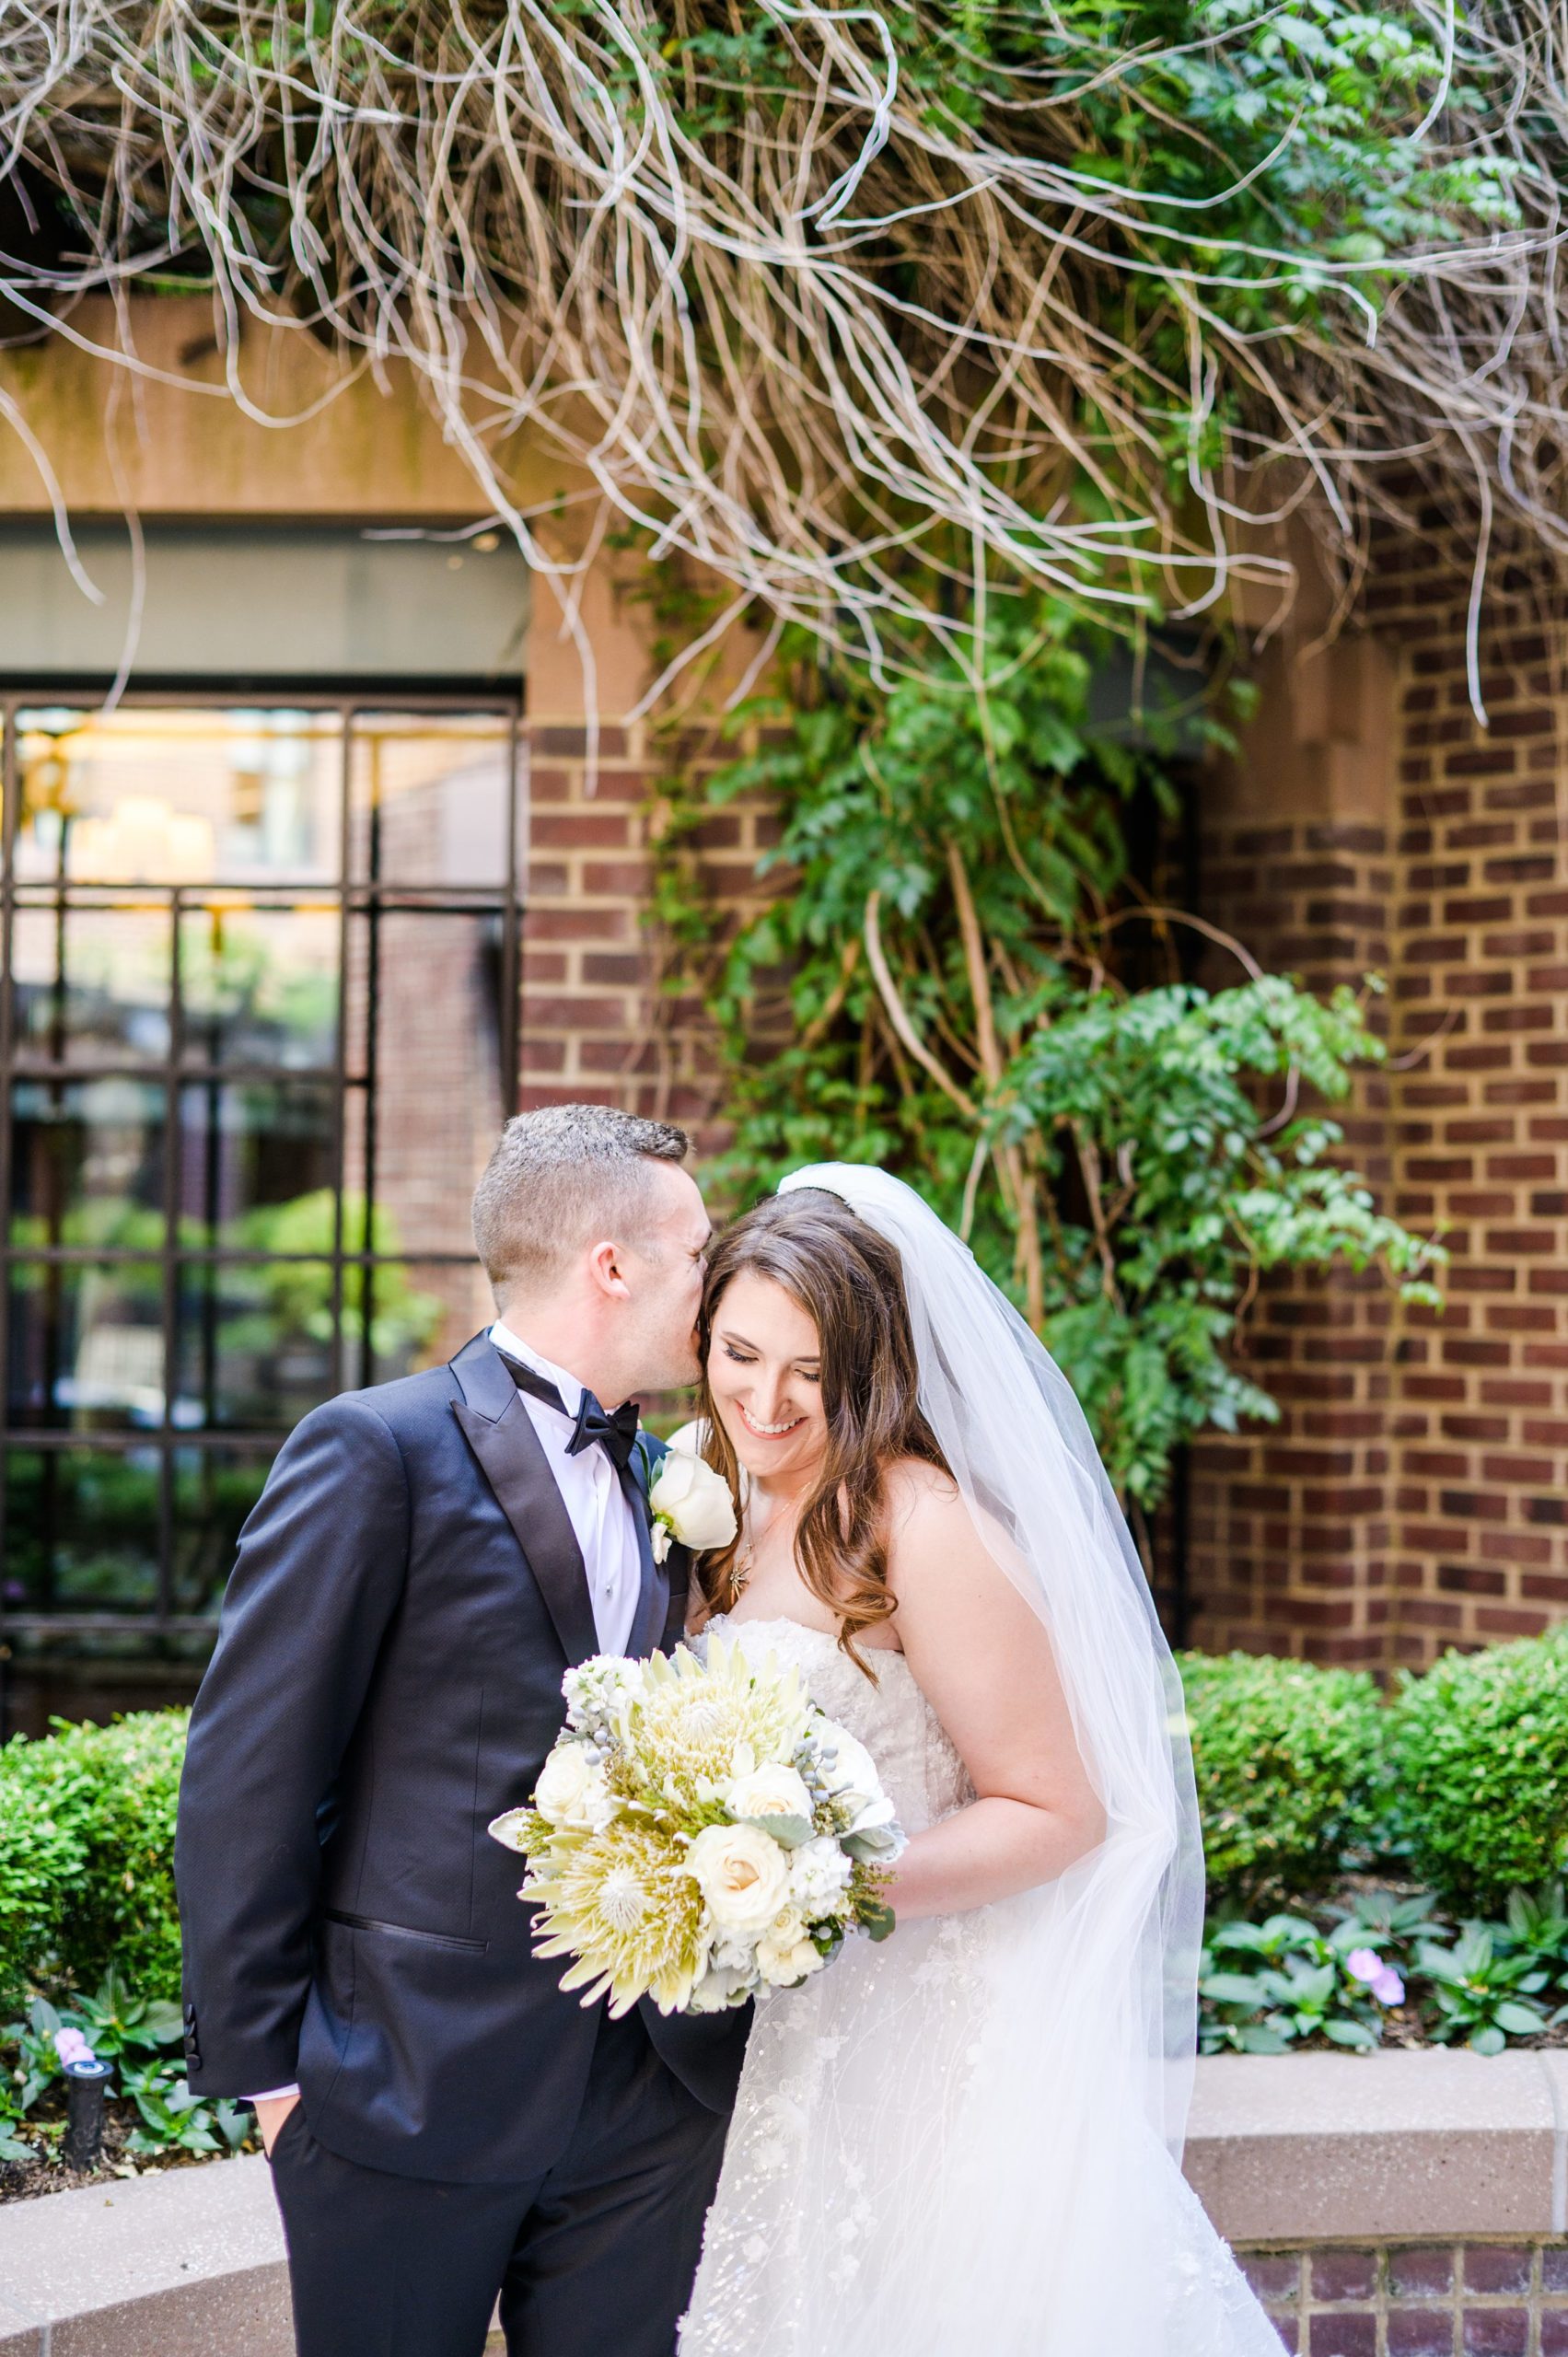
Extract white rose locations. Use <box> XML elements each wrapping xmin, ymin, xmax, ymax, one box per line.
<box><xmin>649</xmin><ymin>1449</ymin><xmax>738</xmax><ymax>1553</ymax></box>
<box><xmin>686</xmin><ymin>1821</ymin><xmax>791</xmax><ymax>1934</ymax></box>
<box><xmin>756</xmin><ymin>1908</ymin><xmax>825</xmax><ymax>1988</ymax></box>
<box><xmin>726</xmin><ymin>1762</ymin><xmax>814</xmax><ymax>1829</ymax></box>
<box><xmin>533</xmin><ymin>1742</ymin><xmax>610</xmax><ymax>1831</ymax></box>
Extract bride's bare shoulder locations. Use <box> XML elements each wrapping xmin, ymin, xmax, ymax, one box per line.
<box><xmin>881</xmin><ymin>1457</ymin><xmax>968</xmax><ymax>1554</ymax></box>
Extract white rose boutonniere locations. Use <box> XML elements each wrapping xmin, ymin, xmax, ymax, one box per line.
<box><xmin>647</xmin><ymin>1446</ymin><xmax>738</xmax><ymax>1563</ymax></box>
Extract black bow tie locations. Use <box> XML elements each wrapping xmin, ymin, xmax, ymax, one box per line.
<box><xmin>500</xmin><ymin>1354</ymin><xmax>642</xmax><ymax>1474</ymax></box>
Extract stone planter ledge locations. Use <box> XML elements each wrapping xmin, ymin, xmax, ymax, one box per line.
<box><xmin>2</xmin><ymin>2049</ymin><xmax>1565</xmax><ymax>2355</ymax></box>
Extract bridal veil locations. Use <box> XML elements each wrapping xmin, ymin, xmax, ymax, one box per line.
<box><xmin>774</xmin><ymin>1164</ymin><xmax>1275</xmax><ymax>2352</ymax></box>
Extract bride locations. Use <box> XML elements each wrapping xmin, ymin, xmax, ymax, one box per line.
<box><xmin>676</xmin><ymin>1165</ymin><xmax>1283</xmax><ymax>2357</ymax></box>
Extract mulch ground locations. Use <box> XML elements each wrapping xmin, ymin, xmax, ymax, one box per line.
<box><xmin>0</xmin><ymin>2095</ymin><xmax>251</xmax><ymax>2205</ymax></box>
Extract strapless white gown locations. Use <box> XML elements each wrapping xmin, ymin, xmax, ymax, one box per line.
<box><xmin>678</xmin><ymin>1614</ymin><xmax>1283</xmax><ymax>2357</ymax></box>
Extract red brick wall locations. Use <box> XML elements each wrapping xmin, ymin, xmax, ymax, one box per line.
<box><xmin>1189</xmin><ymin>544</ymin><xmax>1568</xmax><ymax>1667</ymax></box>
<box><xmin>520</xmin><ymin>721</ymin><xmax>774</xmax><ymax>1151</ymax></box>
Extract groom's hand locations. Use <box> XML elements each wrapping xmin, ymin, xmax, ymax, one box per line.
<box><xmin>256</xmin><ymin>2092</ymin><xmax>301</xmax><ymax>2157</ymax></box>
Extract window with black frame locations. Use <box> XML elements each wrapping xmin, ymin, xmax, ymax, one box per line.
<box><xmin>0</xmin><ymin>699</ymin><xmax>522</xmax><ymax>1728</ymax></box>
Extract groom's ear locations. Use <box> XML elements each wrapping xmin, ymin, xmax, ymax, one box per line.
<box><xmin>587</xmin><ymin>1237</ymin><xmax>632</xmax><ymax>1301</ymax></box>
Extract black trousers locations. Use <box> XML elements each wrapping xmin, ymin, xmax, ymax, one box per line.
<box><xmin>269</xmin><ymin>2009</ymin><xmax>730</xmax><ymax>2357</ymax></box>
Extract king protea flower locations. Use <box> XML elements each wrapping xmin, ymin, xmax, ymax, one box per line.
<box><xmin>527</xmin><ymin>1818</ymin><xmax>711</xmax><ymax>2016</ymax></box>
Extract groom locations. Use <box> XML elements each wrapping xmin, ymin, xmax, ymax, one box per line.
<box><xmin>175</xmin><ymin>1105</ymin><xmax>748</xmax><ymax>2356</ymax></box>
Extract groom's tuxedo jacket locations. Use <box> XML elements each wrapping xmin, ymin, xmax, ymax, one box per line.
<box><xmin>175</xmin><ymin>1331</ymin><xmax>749</xmax><ymax>2185</ymax></box>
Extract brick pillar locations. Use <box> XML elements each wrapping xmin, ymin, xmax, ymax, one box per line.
<box><xmin>1189</xmin><ymin>540</ymin><xmax>1568</xmax><ymax>1667</ymax></box>
<box><xmin>1379</xmin><ymin>557</ymin><xmax>1568</xmax><ymax>1662</ymax></box>
<box><xmin>1185</xmin><ymin>630</ymin><xmax>1400</xmax><ymax>1663</ymax></box>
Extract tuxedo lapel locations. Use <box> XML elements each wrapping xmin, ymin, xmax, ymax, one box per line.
<box><xmin>621</xmin><ymin>1436</ymin><xmax>671</xmax><ymax>1660</ymax></box>
<box><xmin>449</xmin><ymin>1333</ymin><xmax>599</xmax><ymax>1668</ymax></box>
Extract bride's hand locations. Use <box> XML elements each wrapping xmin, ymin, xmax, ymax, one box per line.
<box><xmin>879</xmin><ymin>1465</ymin><xmax>1106</xmax><ymax>1922</ymax></box>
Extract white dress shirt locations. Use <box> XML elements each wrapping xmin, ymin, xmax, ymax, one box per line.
<box><xmin>487</xmin><ymin>1320</ymin><xmax>644</xmax><ymax>1659</ymax></box>
<box><xmin>245</xmin><ymin>1324</ymin><xmax>645</xmax><ymax>2107</ymax></box>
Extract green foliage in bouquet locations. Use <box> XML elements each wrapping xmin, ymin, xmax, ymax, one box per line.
<box><xmin>1386</xmin><ymin>1631</ymin><xmax>1568</xmax><ymax>1913</ymax></box>
<box><xmin>1179</xmin><ymin>1651</ymin><xmax>1388</xmax><ymax>1911</ymax></box>
<box><xmin>660</xmin><ymin>603</ymin><xmax>1441</xmax><ymax>1514</ymax></box>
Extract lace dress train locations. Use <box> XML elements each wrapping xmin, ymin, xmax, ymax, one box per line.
<box><xmin>679</xmin><ymin>1616</ymin><xmax>1283</xmax><ymax>2357</ymax></box>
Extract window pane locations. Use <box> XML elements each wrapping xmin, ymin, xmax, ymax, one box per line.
<box><xmin>180</xmin><ymin>900</ymin><xmax>340</xmax><ymax>1068</ymax></box>
<box><xmin>11</xmin><ymin>1076</ymin><xmax>166</xmax><ymax>1247</ymax></box>
<box><xmin>9</xmin><ymin>1262</ymin><xmax>167</xmax><ymax>1430</ymax></box>
<box><xmin>4</xmin><ymin>1446</ymin><xmax>160</xmax><ymax>1613</ymax></box>
<box><xmin>349</xmin><ymin>713</ymin><xmax>514</xmax><ymax>887</ymax></box>
<box><xmin>344</xmin><ymin>910</ymin><xmax>509</xmax><ymax>1252</ymax></box>
<box><xmin>12</xmin><ymin>900</ymin><xmax>172</xmax><ymax>1063</ymax></box>
<box><xmin>172</xmin><ymin>1446</ymin><xmax>273</xmax><ymax>1615</ymax></box>
<box><xmin>174</xmin><ymin>1260</ymin><xmax>336</xmax><ymax>1430</ymax></box>
<box><xmin>341</xmin><ymin>1259</ymin><xmax>489</xmax><ymax>1392</ymax></box>
<box><xmin>15</xmin><ymin>707</ymin><xmax>342</xmax><ymax>887</ymax></box>
<box><xmin>177</xmin><ymin>1079</ymin><xmax>335</xmax><ymax>1244</ymax></box>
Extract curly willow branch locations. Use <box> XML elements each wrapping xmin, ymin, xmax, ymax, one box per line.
<box><xmin>0</xmin><ymin>0</ymin><xmax>1564</xmax><ymax>711</ymax></box>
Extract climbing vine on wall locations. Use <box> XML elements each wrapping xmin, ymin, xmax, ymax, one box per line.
<box><xmin>653</xmin><ymin>604</ymin><xmax>1442</xmax><ymax>1516</ymax></box>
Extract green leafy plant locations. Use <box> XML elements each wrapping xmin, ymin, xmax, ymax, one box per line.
<box><xmin>1200</xmin><ymin>1912</ymin><xmax>1396</xmax><ymax>2054</ymax></box>
<box><xmin>1179</xmin><ymin>1650</ymin><xmax>1388</xmax><ymax>1911</ymax></box>
<box><xmin>1411</xmin><ymin>1925</ymin><xmax>1552</xmax><ymax>2057</ymax></box>
<box><xmin>1386</xmin><ymin>1631</ymin><xmax>1568</xmax><ymax>1912</ymax></box>
<box><xmin>679</xmin><ymin>607</ymin><xmax>1441</xmax><ymax>1515</ymax></box>
<box><xmin>118</xmin><ymin>2057</ymin><xmax>250</xmax><ymax>2158</ymax></box>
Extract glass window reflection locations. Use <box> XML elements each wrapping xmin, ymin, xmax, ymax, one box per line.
<box><xmin>338</xmin><ymin>1258</ymin><xmax>476</xmax><ymax>1394</ymax></box>
<box><xmin>12</xmin><ymin>901</ymin><xmax>172</xmax><ymax>1064</ymax></box>
<box><xmin>5</xmin><ymin>1446</ymin><xmax>160</xmax><ymax>1614</ymax></box>
<box><xmin>344</xmin><ymin>910</ymin><xmax>508</xmax><ymax>1254</ymax></box>
<box><xmin>350</xmin><ymin>713</ymin><xmax>513</xmax><ymax>886</ymax></box>
<box><xmin>180</xmin><ymin>900</ymin><xmax>340</xmax><ymax>1068</ymax></box>
<box><xmin>178</xmin><ymin>1078</ymin><xmax>335</xmax><ymax>1244</ymax></box>
<box><xmin>175</xmin><ymin>1260</ymin><xmax>337</xmax><ymax>1431</ymax></box>
<box><xmin>11</xmin><ymin>1077</ymin><xmax>166</xmax><ymax>1247</ymax></box>
<box><xmin>15</xmin><ymin>708</ymin><xmax>342</xmax><ymax>887</ymax></box>
<box><xmin>0</xmin><ymin>696</ymin><xmax>521</xmax><ymax>1654</ymax></box>
<box><xmin>9</xmin><ymin>1262</ymin><xmax>167</xmax><ymax>1430</ymax></box>
<box><xmin>172</xmin><ymin>1448</ymin><xmax>273</xmax><ymax>1615</ymax></box>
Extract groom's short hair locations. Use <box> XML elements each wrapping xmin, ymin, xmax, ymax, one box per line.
<box><xmin>472</xmin><ymin>1102</ymin><xmax>690</xmax><ymax>1304</ymax></box>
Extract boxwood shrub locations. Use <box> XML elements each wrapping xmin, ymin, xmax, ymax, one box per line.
<box><xmin>1178</xmin><ymin>1650</ymin><xmax>1388</xmax><ymax>1912</ymax></box>
<box><xmin>1386</xmin><ymin>1628</ymin><xmax>1568</xmax><ymax>1913</ymax></box>
<box><xmin>0</xmin><ymin>1712</ymin><xmax>187</xmax><ymax>2003</ymax></box>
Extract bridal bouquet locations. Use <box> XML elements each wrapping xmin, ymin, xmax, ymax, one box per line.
<box><xmin>489</xmin><ymin>1639</ymin><xmax>905</xmax><ymax>2016</ymax></box>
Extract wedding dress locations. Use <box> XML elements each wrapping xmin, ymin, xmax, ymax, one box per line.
<box><xmin>679</xmin><ymin>1615</ymin><xmax>1282</xmax><ymax>2357</ymax></box>
<box><xmin>677</xmin><ymin>1162</ymin><xmax>1287</xmax><ymax>2357</ymax></box>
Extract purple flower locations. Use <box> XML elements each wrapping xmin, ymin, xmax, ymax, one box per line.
<box><xmin>1345</xmin><ymin>1947</ymin><xmax>1383</xmax><ymax>1983</ymax></box>
<box><xmin>52</xmin><ymin>2027</ymin><xmax>95</xmax><ymax>2068</ymax></box>
<box><xmin>1371</xmin><ymin>1966</ymin><xmax>1405</xmax><ymax>2007</ymax></box>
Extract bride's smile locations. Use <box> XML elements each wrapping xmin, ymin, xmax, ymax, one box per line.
<box><xmin>706</xmin><ymin>1271</ymin><xmax>828</xmax><ymax>1482</ymax></box>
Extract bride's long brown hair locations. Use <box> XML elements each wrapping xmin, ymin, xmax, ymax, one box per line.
<box><xmin>694</xmin><ymin>1188</ymin><xmax>949</xmax><ymax>1668</ymax></box>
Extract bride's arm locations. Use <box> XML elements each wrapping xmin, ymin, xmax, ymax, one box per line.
<box><xmin>883</xmin><ymin>1465</ymin><xmax>1106</xmax><ymax>1922</ymax></box>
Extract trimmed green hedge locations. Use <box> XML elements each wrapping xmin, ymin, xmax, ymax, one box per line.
<box><xmin>1386</xmin><ymin>1629</ymin><xmax>1568</xmax><ymax>1913</ymax></box>
<box><xmin>1179</xmin><ymin>1650</ymin><xmax>1388</xmax><ymax>1911</ymax></box>
<box><xmin>4</xmin><ymin>1630</ymin><xmax>1568</xmax><ymax>2003</ymax></box>
<box><xmin>0</xmin><ymin>1712</ymin><xmax>185</xmax><ymax>2004</ymax></box>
